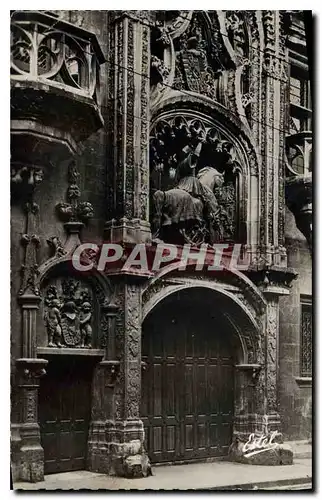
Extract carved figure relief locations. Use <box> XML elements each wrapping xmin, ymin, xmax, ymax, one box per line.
<box><xmin>225</xmin><ymin>11</ymin><xmax>248</xmax><ymax>59</ymax></box>
<box><xmin>150</xmin><ymin>114</ymin><xmax>242</xmax><ymax>245</ymax></box>
<box><xmin>43</xmin><ymin>280</ymin><xmax>94</xmax><ymax>348</ymax></box>
<box><xmin>80</xmin><ymin>301</ymin><xmax>92</xmax><ymax>348</ymax></box>
<box><xmin>44</xmin><ymin>294</ymin><xmax>63</xmax><ymax>347</ymax></box>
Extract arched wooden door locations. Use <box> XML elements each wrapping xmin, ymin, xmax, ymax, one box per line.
<box><xmin>141</xmin><ymin>295</ymin><xmax>235</xmax><ymax>464</ymax></box>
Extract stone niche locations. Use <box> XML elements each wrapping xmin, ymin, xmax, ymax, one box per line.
<box><xmin>38</xmin><ymin>275</ymin><xmax>106</xmax><ymax>350</ymax></box>
<box><xmin>149</xmin><ymin>112</ymin><xmax>246</xmax><ymax>246</ymax></box>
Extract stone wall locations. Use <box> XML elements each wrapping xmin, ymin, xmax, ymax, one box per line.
<box><xmin>279</xmin><ymin>207</ymin><xmax>312</xmax><ymax>440</ymax></box>
<box><xmin>10</xmin><ymin>9</ymin><xmax>110</xmax><ymax>415</ymax></box>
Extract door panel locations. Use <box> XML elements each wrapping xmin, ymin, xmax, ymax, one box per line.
<box><xmin>39</xmin><ymin>357</ymin><xmax>92</xmax><ymax>474</ymax></box>
<box><xmin>141</xmin><ymin>301</ymin><xmax>234</xmax><ymax>463</ymax></box>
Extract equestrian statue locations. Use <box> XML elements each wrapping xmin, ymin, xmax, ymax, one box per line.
<box><xmin>152</xmin><ymin>145</ymin><xmax>231</xmax><ymax>246</ymax></box>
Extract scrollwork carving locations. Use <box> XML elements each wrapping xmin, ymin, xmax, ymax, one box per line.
<box><xmin>124</xmin><ymin>284</ymin><xmax>141</xmax><ymax>419</ymax></box>
<box><xmin>25</xmin><ymin>390</ymin><xmax>37</xmax><ymax>422</ymax></box>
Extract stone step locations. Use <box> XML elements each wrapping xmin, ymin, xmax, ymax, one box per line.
<box><xmin>287</xmin><ymin>440</ymin><xmax>312</xmax><ymax>459</ymax></box>
<box><xmin>210</xmin><ymin>476</ymin><xmax>312</xmax><ymax>491</ymax></box>
<box><xmin>264</xmin><ymin>483</ymin><xmax>312</xmax><ymax>490</ymax></box>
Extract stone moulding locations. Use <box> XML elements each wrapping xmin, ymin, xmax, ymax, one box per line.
<box><xmin>36</xmin><ymin>347</ymin><xmax>105</xmax><ymax>357</ymax></box>
<box><xmin>295</xmin><ymin>376</ymin><xmax>312</xmax><ymax>387</ymax></box>
<box><xmin>235</xmin><ymin>363</ymin><xmax>262</xmax><ymax>380</ymax></box>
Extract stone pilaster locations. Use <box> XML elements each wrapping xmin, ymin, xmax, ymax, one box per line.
<box><xmin>13</xmin><ymin>358</ymin><xmax>48</xmax><ymax>483</ymax></box>
<box><xmin>105</xmin><ymin>11</ymin><xmax>152</xmax><ymax>244</ymax></box>
<box><xmin>11</xmin><ymin>174</ymin><xmax>49</xmax><ymax>482</ymax></box>
<box><xmin>265</xmin><ymin>297</ymin><xmax>281</xmax><ymax>429</ymax></box>
<box><xmin>260</xmin><ymin>11</ymin><xmax>288</xmax><ymax>267</ymax></box>
<box><xmin>107</xmin><ymin>277</ymin><xmax>151</xmax><ymax>478</ymax></box>
<box><xmin>234</xmin><ymin>364</ymin><xmax>263</xmax><ymax>437</ymax></box>
<box><xmin>87</xmin><ymin>302</ymin><xmax>120</xmax><ymax>474</ymax></box>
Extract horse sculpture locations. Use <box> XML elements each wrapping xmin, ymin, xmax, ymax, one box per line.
<box><xmin>152</xmin><ymin>152</ymin><xmax>228</xmax><ymax>245</ymax></box>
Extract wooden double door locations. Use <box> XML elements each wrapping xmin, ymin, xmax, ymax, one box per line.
<box><xmin>141</xmin><ymin>299</ymin><xmax>234</xmax><ymax>464</ymax></box>
<box><xmin>39</xmin><ymin>357</ymin><xmax>93</xmax><ymax>475</ymax></box>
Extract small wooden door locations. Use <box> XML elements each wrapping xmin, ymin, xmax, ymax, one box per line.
<box><xmin>141</xmin><ymin>299</ymin><xmax>234</xmax><ymax>463</ymax></box>
<box><xmin>39</xmin><ymin>357</ymin><xmax>92</xmax><ymax>474</ymax></box>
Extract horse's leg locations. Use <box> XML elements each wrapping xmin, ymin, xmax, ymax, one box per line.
<box><xmin>152</xmin><ymin>190</ymin><xmax>165</xmax><ymax>239</ymax></box>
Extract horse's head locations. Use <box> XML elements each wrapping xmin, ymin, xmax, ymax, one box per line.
<box><xmin>197</xmin><ymin>167</ymin><xmax>224</xmax><ymax>190</ymax></box>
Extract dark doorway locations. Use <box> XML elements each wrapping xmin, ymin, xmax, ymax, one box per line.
<box><xmin>39</xmin><ymin>356</ymin><xmax>93</xmax><ymax>474</ymax></box>
<box><xmin>141</xmin><ymin>292</ymin><xmax>235</xmax><ymax>464</ymax></box>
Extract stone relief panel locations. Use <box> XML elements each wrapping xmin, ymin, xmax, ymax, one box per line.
<box><xmin>43</xmin><ymin>279</ymin><xmax>94</xmax><ymax>348</ymax></box>
<box><xmin>150</xmin><ymin>113</ymin><xmax>244</xmax><ymax>246</ymax></box>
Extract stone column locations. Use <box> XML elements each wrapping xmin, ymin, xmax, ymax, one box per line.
<box><xmin>105</xmin><ymin>10</ymin><xmax>152</xmax><ymax>244</ymax></box>
<box><xmin>107</xmin><ymin>277</ymin><xmax>151</xmax><ymax>478</ymax></box>
<box><xmin>103</xmin><ymin>9</ymin><xmax>153</xmax><ymax>477</ymax></box>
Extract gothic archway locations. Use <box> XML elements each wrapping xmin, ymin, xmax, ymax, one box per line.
<box><xmin>141</xmin><ymin>274</ymin><xmax>266</xmax><ymax>463</ymax></box>
<box><xmin>149</xmin><ymin>97</ymin><xmax>260</xmax><ymax>253</ymax></box>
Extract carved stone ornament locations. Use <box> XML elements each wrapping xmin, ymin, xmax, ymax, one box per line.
<box><xmin>16</xmin><ymin>358</ymin><xmax>48</xmax><ymax>382</ymax></box>
<box><xmin>19</xmin><ymin>232</ymin><xmax>41</xmax><ymax>297</ymax></box>
<box><xmin>47</xmin><ymin>236</ymin><xmax>67</xmax><ymax>258</ymax></box>
<box><xmin>99</xmin><ymin>360</ymin><xmax>121</xmax><ymax>388</ymax></box>
<box><xmin>11</xmin><ymin>165</ymin><xmax>44</xmax><ymax>203</ymax></box>
<box><xmin>56</xmin><ymin>160</ymin><xmax>94</xmax><ymax>225</ymax></box>
<box><xmin>150</xmin><ymin>114</ymin><xmax>242</xmax><ymax>245</ymax></box>
<box><xmin>175</xmin><ymin>17</ymin><xmax>219</xmax><ymax>98</ymax></box>
<box><xmin>150</xmin><ymin>11</ymin><xmax>234</xmax><ymax>105</ymax></box>
<box><xmin>224</xmin><ymin>11</ymin><xmax>248</xmax><ymax>59</ymax></box>
<box><xmin>43</xmin><ymin>279</ymin><xmax>94</xmax><ymax>348</ymax></box>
